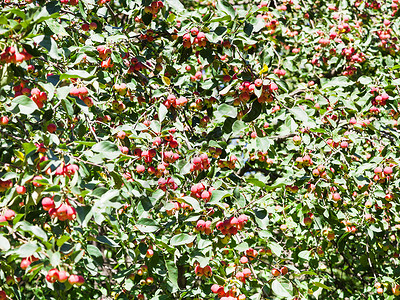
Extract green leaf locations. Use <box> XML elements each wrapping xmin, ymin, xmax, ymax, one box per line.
<box><xmin>169</xmin><ymin>233</ymin><xmax>196</xmax><ymax>246</ymax></box>
<box><xmin>242</xmin><ymin>100</ymin><xmax>262</xmax><ymax>122</ymax></box>
<box><xmin>15</xmin><ymin>241</ymin><xmax>39</xmax><ymax>258</ymax></box>
<box><xmin>76</xmin><ymin>206</ymin><xmax>92</xmax><ymax>227</ymax></box>
<box><xmin>49</xmin><ymin>251</ymin><xmax>61</xmax><ymax>266</ymax></box>
<box><xmin>56</xmin><ymin>86</ymin><xmax>70</xmax><ymax>100</ymax></box>
<box><xmin>44</xmin><ymin>185</ymin><xmax>61</xmax><ymax>192</ymax></box>
<box><xmin>181</xmin><ymin>196</ymin><xmax>201</xmax><ymax>212</ymax></box>
<box><xmin>268</xmin><ymin>241</ymin><xmax>283</xmax><ymax>257</ymax></box>
<box><xmin>62</xmin><ymin>98</ymin><xmax>74</xmax><ymax>118</ymax></box>
<box><xmin>271</xmin><ymin>279</ymin><xmax>292</xmax><ymax>298</ymax></box>
<box><xmin>313</xmin><ymin>281</ymin><xmax>331</xmax><ymax>290</ymax></box>
<box><xmin>255</xmin><ymin>137</ymin><xmax>271</xmax><ymax>151</ymax></box>
<box><xmin>17</xmin><ymin>221</ymin><xmax>48</xmax><ymax>242</ymax></box>
<box><xmin>136</xmin><ymin>218</ymin><xmax>159</xmax><ymax>233</ymax></box>
<box><xmin>92</xmin><ymin>141</ymin><xmax>121</xmax><ymax>160</ymax></box>
<box><xmin>322</xmin><ymin>76</ymin><xmax>353</xmax><ymax>88</ymax></box>
<box><xmin>0</xmin><ymin>235</ymin><xmax>10</xmax><ymax>251</ymax></box>
<box><xmin>250</xmin><ymin>16</ymin><xmax>265</xmax><ymax>33</ymax></box>
<box><xmin>10</xmin><ymin>95</ymin><xmax>38</xmax><ymax>115</ymax></box>
<box><xmin>100</xmin><ymin>189</ymin><xmax>120</xmax><ymax>202</ymax></box>
<box><xmin>56</xmin><ymin>235</ymin><xmax>70</xmax><ymax>247</ymax></box>
<box><xmin>60</xmin><ymin>70</ymin><xmax>94</xmax><ymax>80</ymax></box>
<box><xmin>246</xmin><ymin>178</ymin><xmax>266</xmax><ymax>187</ymax></box>
<box><xmin>22</xmin><ymin>142</ymin><xmax>37</xmax><ymax>155</ymax></box>
<box><xmin>165</xmin><ymin>0</ymin><xmax>185</xmax><ymax>12</ymax></box>
<box><xmin>244</xmin><ymin>22</ymin><xmax>253</xmax><ymax>36</ymax></box>
<box><xmin>217</xmin><ymin>104</ymin><xmax>237</xmax><ymax>118</ymax></box>
<box><xmin>219</xmin><ymin>84</ymin><xmax>233</xmax><ymax>95</ymax></box>
<box><xmin>87</xmin><ymin>244</ymin><xmax>103</xmax><ymax>258</ymax></box>
<box><xmin>232</xmin><ymin>120</ymin><xmax>246</xmax><ymax>134</ymax></box>
<box><xmin>358</xmin><ymin>76</ymin><xmax>372</xmax><ymax>85</ymax></box>
<box><xmin>45</xmin><ymin>19</ymin><xmax>69</xmax><ymax>36</ymax></box>
<box><xmin>216</xmin><ymin>0</ymin><xmax>235</xmax><ymax>19</ymax></box>
<box><xmin>208</xmin><ymin>190</ymin><xmax>232</xmax><ymax>207</ymax></box>
<box><xmin>97</xmin><ymin>236</ymin><xmax>119</xmax><ymax>247</ymax></box>
<box><xmin>165</xmin><ymin>260</ymin><xmax>180</xmax><ymax>290</ymax></box>
<box><xmin>298</xmin><ymin>250</ymin><xmax>311</xmax><ymax>260</ymax></box>
<box><xmin>33</xmin><ymin>35</ymin><xmax>60</xmax><ymax>60</ymax></box>
<box><xmin>235</xmin><ymin>242</ymin><xmax>249</xmax><ymax>252</ymax></box>
<box><xmin>159</xmin><ymin>103</ymin><xmax>168</xmax><ymax>123</ymax></box>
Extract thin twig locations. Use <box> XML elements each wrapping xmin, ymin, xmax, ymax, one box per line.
<box><xmin>105</xmin><ymin>3</ymin><xmax>118</xmax><ymax>27</ymax></box>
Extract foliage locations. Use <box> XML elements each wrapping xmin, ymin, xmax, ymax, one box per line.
<box><xmin>1</xmin><ymin>0</ymin><xmax>400</xmax><ymax>299</ymax></box>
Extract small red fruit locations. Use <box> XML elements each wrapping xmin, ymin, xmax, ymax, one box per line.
<box><xmin>271</xmin><ymin>268</ymin><xmax>280</xmax><ymax>277</ymax></box>
<box><xmin>81</xmin><ymin>23</ymin><xmax>90</xmax><ymax>31</ymax></box>
<box><xmin>0</xmin><ymin>291</ymin><xmax>6</xmax><ymax>300</ymax></box>
<box><xmin>146</xmin><ymin>249</ymin><xmax>154</xmax><ymax>258</ymax></box>
<box><xmin>42</xmin><ymin>197</ymin><xmax>55</xmax><ymax>211</ymax></box>
<box><xmin>16</xmin><ymin>185</ymin><xmax>27</xmax><ymax>194</ymax></box>
<box><xmin>89</xmin><ymin>22</ymin><xmax>97</xmax><ymax>30</ymax></box>
<box><xmin>0</xmin><ymin>116</ymin><xmax>9</xmax><ymax>126</ymax></box>
<box><xmin>20</xmin><ymin>258</ymin><xmax>31</xmax><ymax>270</ymax></box>
<box><xmin>47</xmin><ymin>123</ymin><xmax>57</xmax><ymax>133</ymax></box>
<box><xmin>280</xmin><ymin>266</ymin><xmax>288</xmax><ymax>275</ymax></box>
<box><xmin>4</xmin><ymin>209</ymin><xmax>15</xmax><ymax>220</ymax></box>
<box><xmin>58</xmin><ymin>270</ymin><xmax>69</xmax><ymax>282</ymax></box>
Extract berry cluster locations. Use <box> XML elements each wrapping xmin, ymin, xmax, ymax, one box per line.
<box><xmin>190</xmin><ymin>154</ymin><xmax>210</xmax><ymax>172</ymax></box>
<box><xmin>165</xmin><ymin>201</ymin><xmax>193</xmax><ymax>216</ymax></box>
<box><xmin>295</xmin><ymin>154</ymin><xmax>313</xmax><ymax>168</ymax></box>
<box><xmin>0</xmin><ymin>180</ymin><xmax>13</xmax><ymax>192</ymax></box>
<box><xmin>0</xmin><ymin>116</ymin><xmax>9</xmax><ymax>126</ymax></box>
<box><xmin>235</xmin><ymin>268</ymin><xmax>252</xmax><ymax>283</ymax></box>
<box><xmin>118</xmin><ymin>145</ymin><xmax>129</xmax><ymax>155</ymax></box>
<box><xmin>312</xmin><ymin>165</ymin><xmax>327</xmax><ymax>178</ymax></box>
<box><xmin>370</xmin><ymin>87</ymin><xmax>389</xmax><ymax>106</ymax></box>
<box><xmin>216</xmin><ymin>215</ymin><xmax>249</xmax><ymax>236</ymax></box>
<box><xmin>157</xmin><ymin>177</ymin><xmax>178</xmax><ymax>191</ymax></box>
<box><xmin>256</xmin><ymin>82</ymin><xmax>278</xmax><ymax>104</ymax></box>
<box><xmin>60</xmin><ymin>0</ymin><xmax>79</xmax><ymax>5</ymax></box>
<box><xmin>96</xmin><ymin>45</ymin><xmax>113</xmax><ymax>68</ymax></box>
<box><xmin>163</xmin><ymin>94</ymin><xmax>188</xmax><ymax>109</ymax></box>
<box><xmin>271</xmin><ymin>266</ymin><xmax>288</xmax><ymax>277</ymax></box>
<box><xmin>209</xmin><ymin>147</ymin><xmax>223</xmax><ymax>158</ymax></box>
<box><xmin>217</xmin><ymin>155</ymin><xmax>237</xmax><ymax>169</ymax></box>
<box><xmin>162</xmin><ymin>151</ymin><xmax>180</xmax><ymax>163</ymax></box>
<box><xmin>81</xmin><ymin>22</ymin><xmax>97</xmax><ymax>31</ymax></box>
<box><xmin>20</xmin><ymin>256</ymin><xmax>39</xmax><ymax>270</ymax></box>
<box><xmin>70</xmin><ymin>85</ymin><xmax>93</xmax><ymax>108</ymax></box>
<box><xmin>195</xmin><ymin>220</ymin><xmax>212</xmax><ymax>235</ymax></box>
<box><xmin>113</xmin><ymin>83</ymin><xmax>127</xmax><ymax>95</ymax></box>
<box><xmin>249</xmin><ymin>151</ymin><xmax>273</xmax><ymax>164</ymax></box>
<box><xmin>97</xmin><ymin>45</ymin><xmax>112</xmax><ymax>60</ymax></box>
<box><xmin>0</xmin><ymin>291</ymin><xmax>6</xmax><ymax>300</ymax></box>
<box><xmin>190</xmin><ymin>183</ymin><xmax>214</xmax><ymax>202</ymax></box>
<box><xmin>182</xmin><ymin>27</ymin><xmax>208</xmax><ymax>48</ymax></box>
<box><xmin>211</xmin><ymin>284</ymin><xmax>246</xmax><ymax>300</ymax></box>
<box><xmin>127</xmin><ymin>57</ymin><xmax>146</xmax><ymax>74</ymax></box>
<box><xmin>55</xmin><ymin>163</ymin><xmax>79</xmax><ymax>178</ymax></box>
<box><xmin>0</xmin><ymin>46</ymin><xmax>32</xmax><ymax>64</ymax></box>
<box><xmin>0</xmin><ymin>209</ymin><xmax>15</xmax><ymax>225</ymax></box>
<box><xmin>46</xmin><ymin>268</ymin><xmax>84</xmax><ymax>286</ymax></box>
<box><xmin>341</xmin><ymin>47</ymin><xmax>366</xmax><ymax>64</ymax></box>
<box><xmin>373</xmin><ymin>166</ymin><xmax>394</xmax><ymax>183</ymax></box>
<box><xmin>46</xmin><ymin>268</ymin><xmax>69</xmax><ymax>283</ymax></box>
<box><xmin>144</xmin><ymin>1</ymin><xmax>164</xmax><ymax>15</ymax></box>
<box><xmin>194</xmin><ymin>264</ymin><xmax>212</xmax><ymax>277</ymax></box>
<box><xmin>97</xmin><ymin>0</ymin><xmax>111</xmax><ymax>5</ymax></box>
<box><xmin>273</xmin><ymin>68</ymin><xmax>286</xmax><ymax>77</ymax></box>
<box><xmin>42</xmin><ymin>197</ymin><xmax>77</xmax><ymax>221</ymax></box>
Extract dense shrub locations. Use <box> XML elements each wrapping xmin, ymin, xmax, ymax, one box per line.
<box><xmin>1</xmin><ymin>0</ymin><xmax>400</xmax><ymax>299</ymax></box>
